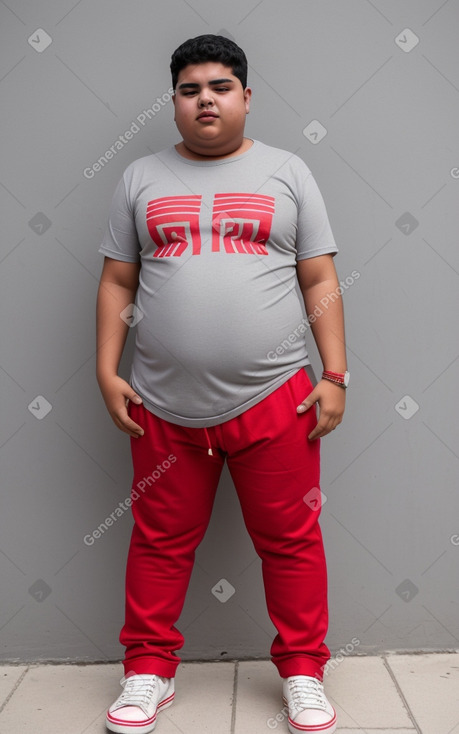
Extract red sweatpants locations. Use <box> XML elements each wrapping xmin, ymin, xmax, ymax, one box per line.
<box><xmin>120</xmin><ymin>367</ymin><xmax>330</xmax><ymax>680</ymax></box>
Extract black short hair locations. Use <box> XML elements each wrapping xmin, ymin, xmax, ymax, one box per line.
<box><xmin>170</xmin><ymin>34</ymin><xmax>248</xmax><ymax>91</ymax></box>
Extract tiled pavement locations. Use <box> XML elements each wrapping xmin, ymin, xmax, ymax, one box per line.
<box><xmin>0</xmin><ymin>653</ymin><xmax>458</xmax><ymax>733</ymax></box>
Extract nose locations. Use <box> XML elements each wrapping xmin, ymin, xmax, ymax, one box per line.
<box><xmin>198</xmin><ymin>87</ymin><xmax>214</xmax><ymax>107</ymax></box>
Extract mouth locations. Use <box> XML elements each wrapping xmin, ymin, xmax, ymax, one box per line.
<box><xmin>197</xmin><ymin>111</ymin><xmax>219</xmax><ymax>121</ymax></box>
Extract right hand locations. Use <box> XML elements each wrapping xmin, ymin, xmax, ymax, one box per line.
<box><xmin>98</xmin><ymin>374</ymin><xmax>144</xmax><ymax>438</ymax></box>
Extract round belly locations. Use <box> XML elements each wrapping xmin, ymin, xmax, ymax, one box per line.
<box><xmin>136</xmin><ymin>259</ymin><xmax>307</xmax><ymax>381</ymax></box>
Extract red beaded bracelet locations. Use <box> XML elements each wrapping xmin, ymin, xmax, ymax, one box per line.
<box><xmin>322</xmin><ymin>370</ymin><xmax>349</xmax><ymax>388</ymax></box>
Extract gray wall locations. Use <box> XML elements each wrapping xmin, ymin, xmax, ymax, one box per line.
<box><xmin>1</xmin><ymin>0</ymin><xmax>458</xmax><ymax>664</ymax></box>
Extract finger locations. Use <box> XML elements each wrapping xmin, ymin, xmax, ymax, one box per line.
<box><xmin>113</xmin><ymin>411</ymin><xmax>144</xmax><ymax>438</ymax></box>
<box><xmin>117</xmin><ymin>423</ymin><xmax>144</xmax><ymax>439</ymax></box>
<box><xmin>309</xmin><ymin>417</ymin><xmax>340</xmax><ymax>440</ymax></box>
<box><xmin>297</xmin><ymin>389</ymin><xmax>318</xmax><ymax>413</ymax></box>
<box><xmin>125</xmin><ymin>391</ymin><xmax>143</xmax><ymax>406</ymax></box>
<box><xmin>124</xmin><ymin>417</ymin><xmax>144</xmax><ymax>437</ymax></box>
<box><xmin>309</xmin><ymin>426</ymin><xmax>325</xmax><ymax>440</ymax></box>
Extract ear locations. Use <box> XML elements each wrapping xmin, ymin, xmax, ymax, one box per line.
<box><xmin>244</xmin><ymin>86</ymin><xmax>252</xmax><ymax>114</ymax></box>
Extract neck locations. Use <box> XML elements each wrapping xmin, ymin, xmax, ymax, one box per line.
<box><xmin>175</xmin><ymin>137</ymin><xmax>253</xmax><ymax>161</ymax></box>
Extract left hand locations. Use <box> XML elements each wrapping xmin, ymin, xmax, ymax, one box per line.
<box><xmin>297</xmin><ymin>379</ymin><xmax>346</xmax><ymax>440</ymax></box>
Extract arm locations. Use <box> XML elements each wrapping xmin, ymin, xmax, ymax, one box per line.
<box><xmin>96</xmin><ymin>257</ymin><xmax>144</xmax><ymax>438</ymax></box>
<box><xmin>296</xmin><ymin>253</ymin><xmax>347</xmax><ymax>439</ymax></box>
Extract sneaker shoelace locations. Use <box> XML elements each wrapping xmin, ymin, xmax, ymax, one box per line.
<box><xmin>117</xmin><ymin>676</ymin><xmax>160</xmax><ymax>715</ymax></box>
<box><xmin>288</xmin><ymin>677</ymin><xmax>328</xmax><ymax>712</ymax></box>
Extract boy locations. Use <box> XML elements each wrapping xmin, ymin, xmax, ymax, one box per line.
<box><xmin>97</xmin><ymin>34</ymin><xmax>347</xmax><ymax>734</ymax></box>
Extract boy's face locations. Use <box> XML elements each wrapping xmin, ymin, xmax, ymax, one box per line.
<box><xmin>172</xmin><ymin>61</ymin><xmax>251</xmax><ymax>156</ymax></box>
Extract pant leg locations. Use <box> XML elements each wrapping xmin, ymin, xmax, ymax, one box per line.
<box><xmin>224</xmin><ymin>368</ymin><xmax>330</xmax><ymax>680</ymax></box>
<box><xmin>120</xmin><ymin>402</ymin><xmax>225</xmax><ymax>677</ymax></box>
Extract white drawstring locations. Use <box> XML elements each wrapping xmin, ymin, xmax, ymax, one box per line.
<box><xmin>203</xmin><ymin>427</ymin><xmax>213</xmax><ymax>456</ymax></box>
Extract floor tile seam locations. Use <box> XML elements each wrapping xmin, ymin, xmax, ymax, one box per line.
<box><xmin>0</xmin><ymin>666</ymin><xmax>29</xmax><ymax>715</ymax></box>
<box><xmin>382</xmin><ymin>654</ymin><xmax>422</xmax><ymax>734</ymax></box>
<box><xmin>230</xmin><ymin>660</ymin><xmax>239</xmax><ymax>734</ymax></box>
<box><xmin>0</xmin><ymin>652</ymin><xmax>458</xmax><ymax>668</ymax></box>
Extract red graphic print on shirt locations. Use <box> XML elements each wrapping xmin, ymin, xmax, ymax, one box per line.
<box><xmin>211</xmin><ymin>193</ymin><xmax>275</xmax><ymax>254</ymax></box>
<box><xmin>146</xmin><ymin>193</ymin><xmax>275</xmax><ymax>256</ymax></box>
<box><xmin>146</xmin><ymin>196</ymin><xmax>202</xmax><ymax>257</ymax></box>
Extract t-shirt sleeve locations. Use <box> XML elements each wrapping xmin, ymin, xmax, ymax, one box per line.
<box><xmin>295</xmin><ymin>170</ymin><xmax>338</xmax><ymax>261</ymax></box>
<box><xmin>98</xmin><ymin>169</ymin><xmax>141</xmax><ymax>262</ymax></box>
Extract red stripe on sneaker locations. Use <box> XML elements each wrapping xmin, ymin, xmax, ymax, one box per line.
<box><xmin>106</xmin><ymin>710</ymin><xmax>156</xmax><ymax>726</ymax></box>
<box><xmin>287</xmin><ymin>711</ymin><xmax>337</xmax><ymax>732</ymax></box>
<box><xmin>282</xmin><ymin>696</ymin><xmax>336</xmax><ymax>733</ymax></box>
<box><xmin>157</xmin><ymin>692</ymin><xmax>175</xmax><ymax>708</ymax></box>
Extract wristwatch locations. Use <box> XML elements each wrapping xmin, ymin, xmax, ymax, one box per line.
<box><xmin>322</xmin><ymin>370</ymin><xmax>350</xmax><ymax>389</ymax></box>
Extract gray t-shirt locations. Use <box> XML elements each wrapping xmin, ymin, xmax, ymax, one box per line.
<box><xmin>98</xmin><ymin>139</ymin><xmax>338</xmax><ymax>427</ymax></box>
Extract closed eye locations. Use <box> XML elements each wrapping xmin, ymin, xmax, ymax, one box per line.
<box><xmin>180</xmin><ymin>87</ymin><xmax>230</xmax><ymax>96</ymax></box>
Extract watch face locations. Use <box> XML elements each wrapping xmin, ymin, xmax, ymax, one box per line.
<box><xmin>344</xmin><ymin>371</ymin><xmax>350</xmax><ymax>387</ymax></box>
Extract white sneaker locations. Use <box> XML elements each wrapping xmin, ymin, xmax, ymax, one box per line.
<box><xmin>106</xmin><ymin>673</ymin><xmax>175</xmax><ymax>733</ymax></box>
<box><xmin>282</xmin><ymin>675</ymin><xmax>337</xmax><ymax>733</ymax></box>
